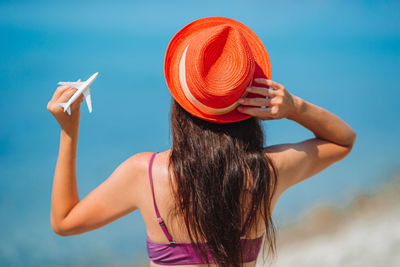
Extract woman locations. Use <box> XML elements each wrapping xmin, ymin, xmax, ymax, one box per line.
<box><xmin>47</xmin><ymin>17</ymin><xmax>356</xmax><ymax>267</ymax></box>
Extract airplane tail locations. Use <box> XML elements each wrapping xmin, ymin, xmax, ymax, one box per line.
<box><xmin>58</xmin><ymin>102</ymin><xmax>71</xmax><ymax>115</ymax></box>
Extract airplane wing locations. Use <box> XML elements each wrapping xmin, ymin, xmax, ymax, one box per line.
<box><xmin>57</xmin><ymin>81</ymin><xmax>83</xmax><ymax>87</ymax></box>
<box><xmin>83</xmin><ymin>87</ymin><xmax>92</xmax><ymax>113</ymax></box>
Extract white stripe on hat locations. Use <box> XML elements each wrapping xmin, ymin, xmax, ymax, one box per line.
<box><xmin>179</xmin><ymin>45</ymin><xmax>249</xmax><ymax>116</ymax></box>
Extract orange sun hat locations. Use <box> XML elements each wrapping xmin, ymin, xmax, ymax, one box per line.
<box><xmin>164</xmin><ymin>16</ymin><xmax>271</xmax><ymax>123</ymax></box>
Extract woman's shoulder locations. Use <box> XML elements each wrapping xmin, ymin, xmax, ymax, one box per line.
<box><xmin>122</xmin><ymin>150</ymin><xmax>171</xmax><ymax>175</ymax></box>
<box><xmin>113</xmin><ymin>150</ymin><xmax>170</xmax><ymax>201</ymax></box>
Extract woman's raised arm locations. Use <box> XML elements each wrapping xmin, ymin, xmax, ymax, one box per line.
<box><xmin>237</xmin><ymin>79</ymin><xmax>356</xmax><ymax>195</ymax></box>
<box><xmin>47</xmin><ymin>85</ymin><xmax>146</xmax><ymax>236</ymax></box>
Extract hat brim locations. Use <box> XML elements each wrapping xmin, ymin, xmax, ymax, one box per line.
<box><xmin>164</xmin><ymin>16</ymin><xmax>271</xmax><ymax>123</ymax></box>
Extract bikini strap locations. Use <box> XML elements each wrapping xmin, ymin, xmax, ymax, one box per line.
<box><xmin>148</xmin><ymin>152</ymin><xmax>175</xmax><ymax>244</ymax></box>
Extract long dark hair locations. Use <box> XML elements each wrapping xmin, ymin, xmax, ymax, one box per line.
<box><xmin>168</xmin><ymin>99</ymin><xmax>277</xmax><ymax>266</ymax></box>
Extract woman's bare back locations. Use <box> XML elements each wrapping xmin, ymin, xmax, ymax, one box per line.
<box><xmin>138</xmin><ymin>150</ymin><xmax>280</xmax><ymax>267</ymax></box>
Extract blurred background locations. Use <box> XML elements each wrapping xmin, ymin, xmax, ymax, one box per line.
<box><xmin>1</xmin><ymin>0</ymin><xmax>399</xmax><ymax>266</ymax></box>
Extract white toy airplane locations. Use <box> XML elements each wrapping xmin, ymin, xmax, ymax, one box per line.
<box><xmin>58</xmin><ymin>72</ymin><xmax>99</xmax><ymax>115</ymax></box>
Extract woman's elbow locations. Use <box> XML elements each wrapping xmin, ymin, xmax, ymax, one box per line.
<box><xmin>340</xmin><ymin>130</ymin><xmax>357</xmax><ymax>158</ymax></box>
<box><xmin>346</xmin><ymin>129</ymin><xmax>357</xmax><ymax>149</ymax></box>
<box><xmin>51</xmin><ymin>217</ymin><xmax>71</xmax><ymax>237</ymax></box>
<box><xmin>52</xmin><ymin>224</ymin><xmax>69</xmax><ymax>237</ymax></box>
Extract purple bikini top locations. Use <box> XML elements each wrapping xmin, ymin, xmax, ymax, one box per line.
<box><xmin>146</xmin><ymin>152</ymin><xmax>264</xmax><ymax>265</ymax></box>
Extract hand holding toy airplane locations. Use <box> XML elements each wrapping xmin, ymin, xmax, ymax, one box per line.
<box><xmin>57</xmin><ymin>72</ymin><xmax>98</xmax><ymax>115</ymax></box>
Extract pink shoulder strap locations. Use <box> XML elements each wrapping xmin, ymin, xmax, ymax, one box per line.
<box><xmin>148</xmin><ymin>152</ymin><xmax>175</xmax><ymax>244</ymax></box>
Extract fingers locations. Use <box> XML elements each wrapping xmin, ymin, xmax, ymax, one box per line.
<box><xmin>50</xmin><ymin>85</ymin><xmax>73</xmax><ymax>102</ymax></box>
<box><xmin>254</xmin><ymin>78</ymin><xmax>284</xmax><ymax>90</ymax></box>
<box><xmin>50</xmin><ymin>78</ymin><xmax>81</xmax><ymax>103</ymax></box>
<box><xmin>47</xmin><ymin>86</ymin><xmax>73</xmax><ymax>112</ymax></box>
<box><xmin>238</xmin><ymin>79</ymin><xmax>289</xmax><ymax>121</ymax></box>
<box><xmin>246</xmin><ymin>86</ymin><xmax>277</xmax><ymax>97</ymax></box>
<box><xmin>71</xmin><ymin>95</ymin><xmax>84</xmax><ymax>109</ymax></box>
<box><xmin>237</xmin><ymin>97</ymin><xmax>271</xmax><ymax>107</ymax></box>
<box><xmin>58</xmin><ymin>87</ymin><xmax>77</xmax><ymax>103</ymax></box>
<box><xmin>47</xmin><ymin>87</ymin><xmax>76</xmax><ymax>112</ymax></box>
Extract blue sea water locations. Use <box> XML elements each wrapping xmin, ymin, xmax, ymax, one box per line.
<box><xmin>1</xmin><ymin>0</ymin><xmax>399</xmax><ymax>266</ymax></box>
